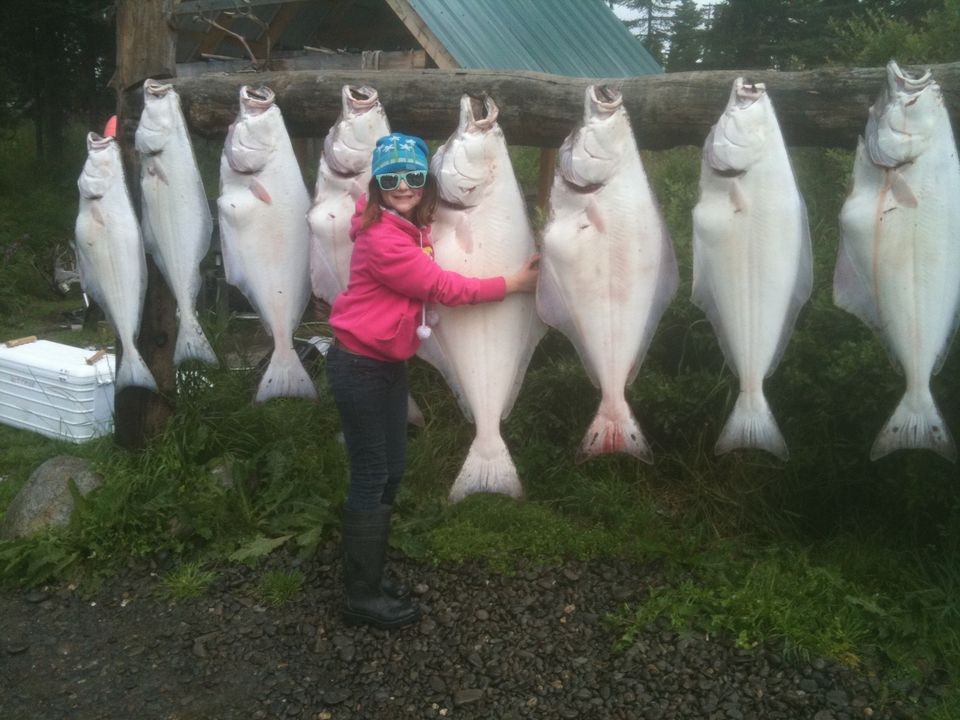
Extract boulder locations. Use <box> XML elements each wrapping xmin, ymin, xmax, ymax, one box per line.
<box><xmin>0</xmin><ymin>455</ymin><xmax>102</xmax><ymax>539</ymax></box>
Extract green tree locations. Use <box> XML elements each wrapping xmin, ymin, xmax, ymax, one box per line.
<box><xmin>665</xmin><ymin>0</ymin><xmax>706</xmax><ymax>71</ymax></box>
<box><xmin>700</xmin><ymin>0</ymin><xmax>864</xmax><ymax>70</ymax></box>
<box><xmin>831</xmin><ymin>0</ymin><xmax>960</xmax><ymax>66</ymax></box>
<box><xmin>0</xmin><ymin>1</ymin><xmax>115</xmax><ymax>162</ymax></box>
<box><xmin>616</xmin><ymin>0</ymin><xmax>678</xmax><ymax>64</ymax></box>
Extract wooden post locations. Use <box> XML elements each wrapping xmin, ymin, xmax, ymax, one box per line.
<box><xmin>112</xmin><ymin>0</ymin><xmax>178</xmax><ymax>450</ymax></box>
<box><xmin>536</xmin><ymin>148</ymin><xmax>557</xmax><ymax>214</ymax></box>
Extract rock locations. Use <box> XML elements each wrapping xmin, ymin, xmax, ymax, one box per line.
<box><xmin>23</xmin><ymin>589</ymin><xmax>50</xmax><ymax>603</ymax></box>
<box><xmin>453</xmin><ymin>688</ymin><xmax>483</xmax><ymax>706</ymax></box>
<box><xmin>0</xmin><ymin>456</ymin><xmax>102</xmax><ymax>539</ymax></box>
<box><xmin>323</xmin><ymin>688</ymin><xmax>351</xmax><ymax>705</ymax></box>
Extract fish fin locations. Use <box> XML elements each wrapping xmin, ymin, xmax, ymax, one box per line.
<box><xmin>115</xmin><ymin>345</ymin><xmax>158</xmax><ymax>392</ymax></box>
<box><xmin>690</xmin><ymin>201</ymin><xmax>739</xmax><ymax>366</ymax></box>
<box><xmin>832</xmin><ymin>236</ymin><xmax>882</xmax><ymax>333</ymax></box>
<box><xmin>536</xmin><ymin>259</ymin><xmax>600</xmax><ymax>386</ymax></box>
<box><xmin>889</xmin><ymin>169</ymin><xmax>918</xmax><ymax>208</ymax></box>
<box><xmin>406</xmin><ymin>394</ymin><xmax>425</xmax><ymax>428</ymax></box>
<box><xmin>350</xmin><ymin>177</ymin><xmax>365</xmax><ymax>199</ymax></box>
<box><xmin>249</xmin><ymin>179</ymin><xmax>273</xmax><ymax>204</ymax></box>
<box><xmin>307</xmin><ymin>219</ymin><xmax>347</xmax><ymax>304</ymax></box>
<box><xmin>767</xmin><ymin>194</ymin><xmax>813</xmax><ymax>376</ymax></box>
<box><xmin>715</xmin><ymin>391</ymin><xmax>788</xmax><ymax>460</ymax></box>
<box><xmin>255</xmin><ymin>344</ymin><xmax>317</xmax><ymax>403</ymax></box>
<box><xmin>870</xmin><ymin>390</ymin><xmax>956</xmax><ymax>462</ymax></box>
<box><xmin>416</xmin><ymin>334</ymin><xmax>473</xmax><ymax>423</ymax></box>
<box><xmin>691</xmin><ymin>235</ymin><xmax>738</xmax><ymax>373</ymax></box>
<box><xmin>447</xmin><ymin>435</ymin><xmax>523</xmax><ymax>503</ymax></box>
<box><xmin>149</xmin><ymin>157</ymin><xmax>170</xmax><ymax>185</ymax></box>
<box><xmin>91</xmin><ymin>204</ymin><xmax>106</xmax><ymax>227</ymax></box>
<box><xmin>500</xmin><ymin>302</ymin><xmax>547</xmax><ymax>420</ymax></box>
<box><xmin>217</xmin><ymin>219</ymin><xmax>247</xmax><ymax>291</ymax></box>
<box><xmin>174</xmin><ymin>314</ymin><xmax>218</xmax><ymax>366</ymax></box>
<box><xmin>729</xmin><ymin>179</ymin><xmax>749</xmax><ymax>213</ymax></box>
<box><xmin>628</xmin><ymin>218</ymin><xmax>679</xmax><ymax>386</ymax></box>
<box><xmin>584</xmin><ymin>198</ymin><xmax>606</xmax><ymax>234</ymax></box>
<box><xmin>577</xmin><ymin>396</ymin><xmax>651</xmax><ymax>463</ymax></box>
<box><xmin>933</xmin><ymin>309</ymin><xmax>960</xmax><ymax>376</ymax></box>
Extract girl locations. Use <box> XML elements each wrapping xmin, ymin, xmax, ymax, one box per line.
<box><xmin>326</xmin><ymin>133</ymin><xmax>539</xmax><ymax>629</ymax></box>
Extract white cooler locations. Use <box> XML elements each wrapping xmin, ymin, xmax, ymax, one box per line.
<box><xmin>0</xmin><ymin>339</ymin><xmax>115</xmax><ymax>442</ymax></box>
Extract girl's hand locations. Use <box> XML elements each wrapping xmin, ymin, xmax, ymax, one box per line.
<box><xmin>505</xmin><ymin>254</ymin><xmax>540</xmax><ymax>294</ymax></box>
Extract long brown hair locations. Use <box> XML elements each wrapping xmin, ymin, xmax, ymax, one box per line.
<box><xmin>361</xmin><ymin>173</ymin><xmax>439</xmax><ymax>230</ymax></box>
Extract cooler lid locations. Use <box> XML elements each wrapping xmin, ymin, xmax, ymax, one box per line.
<box><xmin>0</xmin><ymin>339</ymin><xmax>115</xmax><ymax>384</ymax></box>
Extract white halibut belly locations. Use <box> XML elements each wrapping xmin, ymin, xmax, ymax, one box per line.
<box><xmin>307</xmin><ymin>190</ymin><xmax>355</xmax><ymax>299</ymax></box>
<box><xmin>141</xmin><ymin>169</ymin><xmax>209</xmax><ymax>305</ymax></box>
<box><xmin>694</xmin><ymin>185</ymin><xmax>805</xmax><ymax>382</ymax></box>
<box><xmin>307</xmin><ymin>163</ymin><xmax>364</xmax><ymax>302</ymax></box>
<box><xmin>542</xmin><ymin>199</ymin><xmax>660</xmax><ymax>390</ymax></box>
<box><xmin>431</xmin><ymin>200</ymin><xmax>540</xmax><ymax>424</ymax></box>
<box><xmin>870</xmin><ymin>189</ymin><xmax>958</xmax><ymax>383</ymax></box>
<box><xmin>76</xmin><ymin>207</ymin><xmax>144</xmax><ymax>329</ymax></box>
<box><xmin>432</xmin><ymin>295</ymin><xmax>538</xmax><ymax>426</ymax></box>
<box><xmin>219</xmin><ymin>183</ymin><xmax>310</xmax><ymax>337</ymax></box>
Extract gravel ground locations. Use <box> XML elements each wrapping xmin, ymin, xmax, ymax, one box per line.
<box><xmin>0</xmin><ymin>545</ymin><xmax>947</xmax><ymax>720</ymax></box>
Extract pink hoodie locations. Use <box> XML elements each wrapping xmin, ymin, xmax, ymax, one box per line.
<box><xmin>329</xmin><ymin>196</ymin><xmax>507</xmax><ymax>361</ymax></box>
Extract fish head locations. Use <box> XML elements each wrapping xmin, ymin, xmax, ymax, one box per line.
<box><xmin>78</xmin><ymin>132</ymin><xmax>121</xmax><ymax>199</ymax></box>
<box><xmin>865</xmin><ymin>60</ymin><xmax>941</xmax><ymax>168</ymax></box>
<box><xmin>324</xmin><ymin>85</ymin><xmax>391</xmax><ymax>176</ymax></box>
<box><xmin>432</xmin><ymin>94</ymin><xmax>502</xmax><ymax>207</ymax></box>
<box><xmin>224</xmin><ymin>85</ymin><xmax>280</xmax><ymax>175</ymax></box>
<box><xmin>135</xmin><ymin>79</ymin><xmax>178</xmax><ymax>156</ymax></box>
<box><xmin>705</xmin><ymin>78</ymin><xmax>770</xmax><ymax>174</ymax></box>
<box><xmin>559</xmin><ymin>84</ymin><xmax>629</xmax><ymax>190</ymax></box>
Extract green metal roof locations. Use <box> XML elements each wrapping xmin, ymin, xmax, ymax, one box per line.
<box><xmin>407</xmin><ymin>0</ymin><xmax>662</xmax><ymax>77</ymax></box>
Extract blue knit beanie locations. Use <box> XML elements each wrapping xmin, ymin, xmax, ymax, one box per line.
<box><xmin>371</xmin><ymin>133</ymin><xmax>429</xmax><ymax>176</ymax></box>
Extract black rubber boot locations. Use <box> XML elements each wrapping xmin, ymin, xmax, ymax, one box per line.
<box><xmin>382</xmin><ymin>573</ymin><xmax>411</xmax><ymax>600</ymax></box>
<box><xmin>377</xmin><ymin>505</ymin><xmax>411</xmax><ymax>600</ymax></box>
<box><xmin>341</xmin><ymin>507</ymin><xmax>420</xmax><ymax>630</ymax></box>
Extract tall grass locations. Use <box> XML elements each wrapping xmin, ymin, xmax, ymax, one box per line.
<box><xmin>0</xmin><ymin>128</ymin><xmax>958</xmax><ymax>715</ymax></box>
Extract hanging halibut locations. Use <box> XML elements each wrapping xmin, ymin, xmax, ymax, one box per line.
<box><xmin>692</xmin><ymin>78</ymin><xmax>812</xmax><ymax>460</ymax></box>
<box><xmin>74</xmin><ymin>132</ymin><xmax>157</xmax><ymax>391</ymax></box>
<box><xmin>537</xmin><ymin>85</ymin><xmax>678</xmax><ymax>462</ymax></box>
<box><xmin>418</xmin><ymin>94</ymin><xmax>546</xmax><ymax>502</ymax></box>
<box><xmin>305</xmin><ymin>85</ymin><xmax>425</xmax><ymax>426</ymax></box>
<box><xmin>218</xmin><ymin>85</ymin><xmax>316</xmax><ymax>402</ymax></box>
<box><xmin>834</xmin><ymin>61</ymin><xmax>960</xmax><ymax>462</ymax></box>
<box><xmin>308</xmin><ymin>85</ymin><xmax>390</xmax><ymax>304</ymax></box>
<box><xmin>136</xmin><ymin>79</ymin><xmax>216</xmax><ymax>366</ymax></box>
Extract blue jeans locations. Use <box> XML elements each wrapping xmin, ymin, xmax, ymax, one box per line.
<box><xmin>325</xmin><ymin>345</ymin><xmax>408</xmax><ymax>512</ymax></box>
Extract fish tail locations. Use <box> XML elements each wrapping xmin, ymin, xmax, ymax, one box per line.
<box><xmin>115</xmin><ymin>346</ymin><xmax>158</xmax><ymax>392</ymax></box>
<box><xmin>871</xmin><ymin>390</ymin><xmax>956</xmax><ymax>462</ymax></box>
<box><xmin>406</xmin><ymin>394</ymin><xmax>425</xmax><ymax>428</ymax></box>
<box><xmin>448</xmin><ymin>435</ymin><xmax>523</xmax><ymax>503</ymax></box>
<box><xmin>254</xmin><ymin>345</ymin><xmax>317</xmax><ymax>403</ymax></box>
<box><xmin>715</xmin><ymin>391</ymin><xmax>788</xmax><ymax>460</ymax></box>
<box><xmin>174</xmin><ymin>315</ymin><xmax>218</xmax><ymax>366</ymax></box>
<box><xmin>577</xmin><ymin>397</ymin><xmax>651</xmax><ymax>463</ymax></box>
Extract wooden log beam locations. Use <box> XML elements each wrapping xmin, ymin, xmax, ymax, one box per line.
<box><xmin>169</xmin><ymin>63</ymin><xmax>960</xmax><ymax>149</ymax></box>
